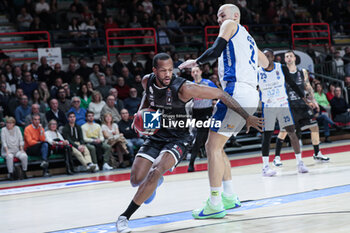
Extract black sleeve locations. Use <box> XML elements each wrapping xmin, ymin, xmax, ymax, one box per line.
<box><xmin>282</xmin><ymin>66</ymin><xmax>305</xmax><ymax>98</ymax></box>
<box><xmin>62</xmin><ymin>125</ymin><xmax>79</xmax><ymax>148</ymax></box>
<box><xmin>196</xmin><ymin>37</ymin><xmax>227</xmax><ymax>65</ymax></box>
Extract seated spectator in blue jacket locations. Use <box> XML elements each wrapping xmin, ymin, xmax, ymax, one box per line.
<box><xmin>15</xmin><ymin>95</ymin><xmax>31</xmax><ymax>127</ymax></box>
<box><xmin>19</xmin><ymin>72</ymin><xmax>38</xmax><ymax>99</ymax></box>
<box><xmin>46</xmin><ymin>98</ymin><xmax>68</xmax><ymax>129</ymax></box>
<box><xmin>68</xmin><ymin>96</ymin><xmax>87</xmax><ymax>126</ymax></box>
<box><xmin>330</xmin><ymin>87</ymin><xmax>350</xmax><ymax>123</ymax></box>
<box><xmin>123</xmin><ymin>88</ymin><xmax>141</xmax><ymax>116</ymax></box>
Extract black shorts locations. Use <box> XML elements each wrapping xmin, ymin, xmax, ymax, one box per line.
<box><xmin>290</xmin><ymin>101</ymin><xmax>317</xmax><ymax>130</ymax></box>
<box><xmin>136</xmin><ymin>138</ymin><xmax>189</xmax><ymax>166</ymax></box>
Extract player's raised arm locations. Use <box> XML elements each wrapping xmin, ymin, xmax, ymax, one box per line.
<box><xmin>178</xmin><ymin>20</ymin><xmax>237</xmax><ymax>70</ymax></box>
<box><xmin>179</xmin><ymin>82</ymin><xmax>263</xmax><ymax>132</ymax></box>
<box><xmin>258</xmin><ymin>49</ymin><xmax>269</xmax><ymax>69</ymax></box>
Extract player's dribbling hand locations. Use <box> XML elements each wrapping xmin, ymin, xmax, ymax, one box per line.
<box><xmin>246</xmin><ymin>116</ymin><xmax>264</xmax><ymax>133</ymax></box>
<box><xmin>178</xmin><ymin>59</ymin><xmax>197</xmax><ymax>69</ymax></box>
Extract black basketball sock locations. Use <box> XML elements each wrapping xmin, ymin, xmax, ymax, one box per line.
<box><xmin>313</xmin><ymin>144</ymin><xmax>319</xmax><ymax>156</ymax></box>
<box><xmin>121</xmin><ymin>200</ymin><xmax>140</xmax><ymax>220</ymax></box>
<box><xmin>275</xmin><ymin>138</ymin><xmax>284</xmax><ymax>157</ymax></box>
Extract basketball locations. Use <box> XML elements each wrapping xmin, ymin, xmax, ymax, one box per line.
<box><xmin>133</xmin><ymin>108</ymin><xmax>161</xmax><ymax>136</ymax></box>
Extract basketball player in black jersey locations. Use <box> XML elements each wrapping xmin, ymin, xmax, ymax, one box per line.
<box><xmin>274</xmin><ymin>50</ymin><xmax>329</xmax><ymax>166</ymax></box>
<box><xmin>116</xmin><ymin>53</ymin><xmax>263</xmax><ymax>233</ymax></box>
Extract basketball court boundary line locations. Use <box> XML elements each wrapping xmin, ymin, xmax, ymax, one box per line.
<box><xmin>1</xmin><ymin>144</ymin><xmax>349</xmax><ymax>192</ymax></box>
<box><xmin>49</xmin><ymin>183</ymin><xmax>350</xmax><ymax>233</ymax></box>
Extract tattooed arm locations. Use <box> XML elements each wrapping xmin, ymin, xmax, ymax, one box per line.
<box><xmin>302</xmin><ymin>69</ymin><xmax>320</xmax><ymax>111</ymax></box>
<box><xmin>179</xmin><ymin>82</ymin><xmax>263</xmax><ymax>132</ymax></box>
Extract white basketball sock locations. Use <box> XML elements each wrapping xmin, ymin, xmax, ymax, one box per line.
<box><xmin>295</xmin><ymin>153</ymin><xmax>302</xmax><ymax>164</ymax></box>
<box><xmin>222</xmin><ymin>180</ymin><xmax>234</xmax><ymax>197</ymax></box>
<box><xmin>262</xmin><ymin>156</ymin><xmax>269</xmax><ymax>167</ymax></box>
<box><xmin>210</xmin><ymin>187</ymin><xmax>222</xmax><ymax>206</ymax></box>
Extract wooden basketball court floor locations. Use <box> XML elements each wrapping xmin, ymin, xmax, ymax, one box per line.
<box><xmin>1</xmin><ymin>140</ymin><xmax>350</xmax><ymax>233</ymax></box>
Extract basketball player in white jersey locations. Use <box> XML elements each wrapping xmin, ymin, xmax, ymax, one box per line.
<box><xmin>179</xmin><ymin>4</ymin><xmax>268</xmax><ymax>219</ymax></box>
<box><xmin>258</xmin><ymin>49</ymin><xmax>309</xmax><ymax>176</ymax></box>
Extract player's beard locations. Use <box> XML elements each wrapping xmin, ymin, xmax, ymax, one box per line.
<box><xmin>156</xmin><ymin>76</ymin><xmax>171</xmax><ymax>87</ymax></box>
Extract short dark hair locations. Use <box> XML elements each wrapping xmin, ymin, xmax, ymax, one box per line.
<box><xmin>263</xmin><ymin>48</ymin><xmax>274</xmax><ymax>55</ymax></box>
<box><xmin>285</xmin><ymin>50</ymin><xmax>296</xmax><ymax>56</ymax></box>
<box><xmin>67</xmin><ymin>112</ymin><xmax>76</xmax><ymax>117</ymax></box>
<box><xmin>85</xmin><ymin>110</ymin><xmax>94</xmax><ymax>117</ymax></box>
<box><xmin>153</xmin><ymin>53</ymin><xmax>171</xmax><ymax>68</ymax></box>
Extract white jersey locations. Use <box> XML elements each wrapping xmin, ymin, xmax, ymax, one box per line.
<box><xmin>218</xmin><ymin>24</ymin><xmax>258</xmax><ymax>90</ymax></box>
<box><xmin>258</xmin><ymin>62</ymin><xmax>289</xmax><ymax>107</ymax></box>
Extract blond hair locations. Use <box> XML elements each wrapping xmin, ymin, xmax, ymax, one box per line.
<box><xmin>102</xmin><ymin>112</ymin><xmax>113</xmax><ymax>124</ymax></box>
<box><xmin>5</xmin><ymin>116</ymin><xmax>16</xmax><ymax>124</ymax></box>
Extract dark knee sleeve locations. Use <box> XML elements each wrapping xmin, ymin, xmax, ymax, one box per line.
<box><xmin>262</xmin><ymin>131</ymin><xmax>273</xmax><ymax>157</ymax></box>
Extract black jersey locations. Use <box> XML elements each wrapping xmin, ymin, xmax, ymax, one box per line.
<box><xmin>285</xmin><ymin>69</ymin><xmax>306</xmax><ymax>104</ymax></box>
<box><xmin>145</xmin><ymin>73</ymin><xmax>191</xmax><ymax>142</ymax></box>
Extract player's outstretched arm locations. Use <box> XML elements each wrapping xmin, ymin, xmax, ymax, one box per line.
<box><xmin>179</xmin><ymin>82</ymin><xmax>263</xmax><ymax>132</ymax></box>
<box><xmin>178</xmin><ymin>20</ymin><xmax>237</xmax><ymax>69</ymax></box>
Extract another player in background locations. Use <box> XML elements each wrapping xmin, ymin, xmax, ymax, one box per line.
<box><xmin>274</xmin><ymin>51</ymin><xmax>330</xmax><ymax>164</ymax></box>
<box><xmin>179</xmin><ymin>4</ymin><xmax>268</xmax><ymax>219</ymax></box>
<box><xmin>116</xmin><ymin>53</ymin><xmax>263</xmax><ymax>233</ymax></box>
<box><xmin>188</xmin><ymin>66</ymin><xmax>217</xmax><ymax>172</ymax></box>
<box><xmin>258</xmin><ymin>49</ymin><xmax>308</xmax><ymax>176</ymax></box>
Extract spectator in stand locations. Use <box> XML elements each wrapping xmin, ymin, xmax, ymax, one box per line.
<box><xmin>1</xmin><ymin>117</ymin><xmax>28</xmax><ymax>180</ymax></box>
<box><xmin>345</xmin><ymin>76</ymin><xmax>350</xmax><ymax>103</ymax></box>
<box><xmin>50</xmin><ymin>77</ymin><xmax>63</xmax><ymax>98</ymax></box>
<box><xmin>314</xmin><ymin>83</ymin><xmax>331</xmax><ymax>115</ymax></box>
<box><xmin>63</xmin><ymin>83</ymin><xmax>72</xmax><ymax>102</ymax></box>
<box><xmin>67</xmin><ymin>5</ymin><xmax>83</xmax><ymax>26</ymax></box>
<box><xmin>35</xmin><ymin>0</ymin><xmax>50</xmax><ymax>24</ymax></box>
<box><xmin>68</xmin><ymin>17</ymin><xmax>85</xmax><ymax>46</ymax></box>
<box><xmin>127</xmin><ymin>53</ymin><xmax>144</xmax><ymax>76</ymax></box>
<box><xmin>330</xmin><ymin>86</ymin><xmax>350</xmax><ymax>123</ymax></box>
<box><xmin>89</xmin><ymin>64</ymin><xmax>104</xmax><ymax>88</ymax></box>
<box><xmin>17</xmin><ymin>7</ymin><xmax>33</xmax><ymax>31</ymax></box>
<box><xmin>30</xmin><ymin>62</ymin><xmax>39</xmax><ymax>81</ymax></box>
<box><xmin>50</xmin><ymin>63</ymin><xmax>67</xmax><ymax>84</ymax></box>
<box><xmin>0</xmin><ymin>81</ymin><xmax>11</xmax><ymax>116</ymax></box>
<box><xmin>15</xmin><ymin>95</ymin><xmax>31</xmax><ymax>127</ymax></box>
<box><xmin>86</xmin><ymin>81</ymin><xmax>94</xmax><ymax>92</ymax></box>
<box><xmin>57</xmin><ymin>87</ymin><xmax>71</xmax><ymax>113</ymax></box>
<box><xmin>70</xmin><ymin>0</ymin><xmax>84</xmax><ymax>14</ymax></box>
<box><xmin>88</xmin><ymin>91</ymin><xmax>105</xmax><ymax>124</ymax></box>
<box><xmin>66</xmin><ymin>63</ymin><xmax>77</xmax><ymax>82</ymax></box>
<box><xmin>121</xmin><ymin>66</ymin><xmax>134</xmax><ymax>86</ymax></box>
<box><xmin>343</xmin><ymin>47</ymin><xmax>350</xmax><ymax>76</ymax></box>
<box><xmin>81</xmin><ymin>111</ymin><xmax>113</xmax><ymax>171</ymax></box>
<box><xmin>8</xmin><ymin>88</ymin><xmax>24</xmax><ymax>117</ymax></box>
<box><xmin>133</xmin><ymin>74</ymin><xmax>143</xmax><ymax>98</ymax></box>
<box><xmin>81</xmin><ymin>5</ymin><xmax>94</xmax><ymax>21</ymax></box>
<box><xmin>70</xmin><ymin>74</ymin><xmax>83</xmax><ymax>96</ymax></box>
<box><xmin>37</xmin><ymin>56</ymin><xmax>52</xmax><ymax>82</ymax></box>
<box><xmin>24</xmin><ymin>114</ymin><xmax>50</xmax><ymax>176</ymax></box>
<box><xmin>25</xmin><ymin>103</ymin><xmax>47</xmax><ymax>129</ymax></box>
<box><xmin>96</xmin><ymin>75</ymin><xmax>112</xmax><ymax>100</ymax></box>
<box><xmin>76</xmin><ymin>57</ymin><xmax>93</xmax><ymax>82</ymax></box>
<box><xmin>10</xmin><ymin>66</ymin><xmax>23</xmax><ymax>92</ymax></box>
<box><xmin>104</xmin><ymin>15</ymin><xmax>118</xmax><ymax>35</ymax></box>
<box><xmin>19</xmin><ymin>72</ymin><xmax>38</xmax><ymax>99</ymax></box>
<box><xmin>68</xmin><ymin>96</ymin><xmax>87</xmax><ymax>126</ymax></box>
<box><xmin>105</xmin><ymin>67</ymin><xmax>117</xmax><ymax>86</ymax></box>
<box><xmin>123</xmin><ymin>88</ymin><xmax>141</xmax><ymax>116</ymax></box>
<box><xmin>38</xmin><ymin>81</ymin><xmax>50</xmax><ymax>103</ymax></box>
<box><xmin>101</xmin><ymin>112</ymin><xmax>129</xmax><ymax>168</ymax></box>
<box><xmin>46</xmin><ymin>98</ymin><xmax>67</xmax><ymax>129</ymax></box>
<box><xmin>313</xmin><ymin>106</ymin><xmax>340</xmax><ymax>143</ymax></box>
<box><xmin>78</xmin><ymin>83</ymin><xmax>92</xmax><ymax>109</ymax></box>
<box><xmin>144</xmin><ymin>51</ymin><xmax>155</xmax><ymax>74</ymax></box>
<box><xmin>29</xmin><ymin>89</ymin><xmax>47</xmax><ymax>113</ymax></box>
<box><xmin>116</xmin><ymin>8</ymin><xmax>130</xmax><ymax>28</ymax></box>
<box><xmin>94</xmin><ymin>3</ymin><xmax>106</xmax><ymax>28</ymax></box>
<box><xmin>129</xmin><ymin>15</ymin><xmax>142</xmax><ymax>28</ymax></box>
<box><xmin>118</xmin><ymin>108</ymin><xmax>144</xmax><ymax>158</ymax></box>
<box><xmin>29</xmin><ymin>16</ymin><xmax>47</xmax><ymax>42</ymax></box>
<box><xmin>115</xmin><ymin>76</ymin><xmax>130</xmax><ymax>100</ymax></box>
<box><xmin>326</xmin><ymin>83</ymin><xmax>336</xmax><ymax>102</ymax></box>
<box><xmin>45</xmin><ymin>119</ymin><xmax>75</xmax><ymax>175</ymax></box>
<box><xmin>62</xmin><ymin>111</ymin><xmax>96</xmax><ymax>173</ymax></box>
<box><xmin>334</xmin><ymin>51</ymin><xmax>345</xmax><ymax>77</ymax></box>
<box><xmin>142</xmin><ymin>0</ymin><xmax>153</xmax><ymax>15</ymax></box>
<box><xmin>109</xmin><ymin>88</ymin><xmax>124</xmax><ymax>113</ymax></box>
<box><xmin>99</xmin><ymin>56</ymin><xmax>110</xmax><ymax>74</ymax></box>
<box><xmin>101</xmin><ymin>95</ymin><xmax>121</xmax><ymax>123</ymax></box>
<box><xmin>112</xmin><ymin>53</ymin><xmax>125</xmax><ymax>76</ymax></box>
